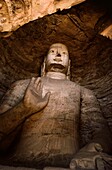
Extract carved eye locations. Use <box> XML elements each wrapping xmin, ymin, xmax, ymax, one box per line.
<box><xmin>51</xmin><ymin>50</ymin><xmax>54</xmax><ymax>53</ymax></box>
<box><xmin>63</xmin><ymin>52</ymin><xmax>66</xmax><ymax>54</ymax></box>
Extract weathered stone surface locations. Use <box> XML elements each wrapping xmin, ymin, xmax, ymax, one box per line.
<box><xmin>0</xmin><ymin>0</ymin><xmax>112</xmax><ymax>169</ymax></box>
<box><xmin>0</xmin><ymin>0</ymin><xmax>85</xmax><ymax>33</ymax></box>
<box><xmin>0</xmin><ymin>165</ymin><xmax>40</xmax><ymax>170</ymax></box>
<box><xmin>44</xmin><ymin>167</ymin><xmax>70</xmax><ymax>170</ymax></box>
<box><xmin>0</xmin><ymin>166</ymin><xmax>69</xmax><ymax>170</ymax></box>
<box><xmin>0</xmin><ymin>0</ymin><xmax>112</xmax><ymax>129</ymax></box>
<box><xmin>101</xmin><ymin>24</ymin><xmax>112</xmax><ymax>40</ymax></box>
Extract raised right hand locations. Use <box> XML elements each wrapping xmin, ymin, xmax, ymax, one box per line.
<box><xmin>24</xmin><ymin>77</ymin><xmax>50</xmax><ymax>113</ymax></box>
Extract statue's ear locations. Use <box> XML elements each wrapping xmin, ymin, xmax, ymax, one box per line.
<box><xmin>67</xmin><ymin>59</ymin><xmax>71</xmax><ymax>80</ymax></box>
<box><xmin>41</xmin><ymin>58</ymin><xmax>46</xmax><ymax>77</ymax></box>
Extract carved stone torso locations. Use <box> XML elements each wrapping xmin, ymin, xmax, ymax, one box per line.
<box><xmin>3</xmin><ymin>77</ymin><xmax>82</xmax><ymax>168</ymax></box>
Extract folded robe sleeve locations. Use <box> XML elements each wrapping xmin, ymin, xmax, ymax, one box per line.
<box><xmin>80</xmin><ymin>87</ymin><xmax>112</xmax><ymax>154</ymax></box>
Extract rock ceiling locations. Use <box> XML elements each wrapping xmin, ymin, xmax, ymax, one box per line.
<box><xmin>0</xmin><ymin>0</ymin><xmax>112</xmax><ymax>132</ymax></box>
<box><xmin>0</xmin><ymin>0</ymin><xmax>85</xmax><ymax>33</ymax></box>
<box><xmin>0</xmin><ymin>0</ymin><xmax>112</xmax><ymax>39</ymax></box>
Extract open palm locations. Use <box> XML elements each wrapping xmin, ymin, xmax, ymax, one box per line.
<box><xmin>24</xmin><ymin>77</ymin><xmax>50</xmax><ymax>113</ymax></box>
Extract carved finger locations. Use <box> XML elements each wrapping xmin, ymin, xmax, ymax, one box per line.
<box><xmin>96</xmin><ymin>158</ymin><xmax>105</xmax><ymax>170</ymax></box>
<box><xmin>35</xmin><ymin>77</ymin><xmax>41</xmax><ymax>90</ymax></box>
<box><xmin>70</xmin><ymin>159</ymin><xmax>91</xmax><ymax>170</ymax></box>
<box><xmin>39</xmin><ymin>83</ymin><xmax>43</xmax><ymax>96</ymax></box>
<box><xmin>42</xmin><ymin>92</ymin><xmax>51</xmax><ymax>104</ymax></box>
<box><xmin>29</xmin><ymin>77</ymin><xmax>36</xmax><ymax>87</ymax></box>
<box><xmin>70</xmin><ymin>159</ymin><xmax>77</xmax><ymax>170</ymax></box>
<box><xmin>37</xmin><ymin>81</ymin><xmax>41</xmax><ymax>92</ymax></box>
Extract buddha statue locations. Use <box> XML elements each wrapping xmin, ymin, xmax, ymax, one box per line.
<box><xmin>0</xmin><ymin>43</ymin><xmax>112</xmax><ymax>170</ymax></box>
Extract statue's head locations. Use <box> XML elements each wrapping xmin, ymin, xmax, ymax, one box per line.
<box><xmin>41</xmin><ymin>43</ymin><xmax>71</xmax><ymax>79</ymax></box>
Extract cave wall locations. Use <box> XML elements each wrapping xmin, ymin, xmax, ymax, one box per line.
<box><xmin>0</xmin><ymin>0</ymin><xmax>112</xmax><ymax>131</ymax></box>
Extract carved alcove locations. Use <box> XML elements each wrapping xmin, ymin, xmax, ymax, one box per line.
<box><xmin>0</xmin><ymin>0</ymin><xmax>112</xmax><ymax>169</ymax></box>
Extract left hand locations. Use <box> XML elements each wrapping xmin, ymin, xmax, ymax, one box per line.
<box><xmin>69</xmin><ymin>143</ymin><xmax>110</xmax><ymax>170</ymax></box>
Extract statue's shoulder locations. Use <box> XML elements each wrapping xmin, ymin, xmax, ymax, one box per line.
<box><xmin>80</xmin><ymin>86</ymin><xmax>96</xmax><ymax>100</ymax></box>
<box><xmin>69</xmin><ymin>80</ymin><xmax>95</xmax><ymax>96</ymax></box>
<box><xmin>0</xmin><ymin>79</ymin><xmax>31</xmax><ymax>114</ymax></box>
<box><xmin>11</xmin><ymin>78</ymin><xmax>30</xmax><ymax>89</ymax></box>
<box><xmin>6</xmin><ymin>78</ymin><xmax>31</xmax><ymax>100</ymax></box>
<box><xmin>68</xmin><ymin>80</ymin><xmax>81</xmax><ymax>89</ymax></box>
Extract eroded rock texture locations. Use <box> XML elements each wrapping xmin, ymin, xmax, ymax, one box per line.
<box><xmin>0</xmin><ymin>0</ymin><xmax>112</xmax><ymax>135</ymax></box>
<box><xmin>0</xmin><ymin>0</ymin><xmax>85</xmax><ymax>33</ymax></box>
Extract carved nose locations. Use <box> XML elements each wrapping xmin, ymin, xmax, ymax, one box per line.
<box><xmin>56</xmin><ymin>53</ymin><xmax>61</xmax><ymax>57</ymax></box>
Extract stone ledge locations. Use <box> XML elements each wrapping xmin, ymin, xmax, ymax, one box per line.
<box><xmin>0</xmin><ymin>165</ymin><xmax>70</xmax><ymax>170</ymax></box>
<box><xmin>0</xmin><ymin>165</ymin><xmax>41</xmax><ymax>170</ymax></box>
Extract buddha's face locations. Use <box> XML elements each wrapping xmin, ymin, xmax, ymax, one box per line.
<box><xmin>45</xmin><ymin>43</ymin><xmax>69</xmax><ymax>74</ymax></box>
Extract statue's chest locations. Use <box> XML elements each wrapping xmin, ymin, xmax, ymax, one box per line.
<box><xmin>14</xmin><ymin>79</ymin><xmax>80</xmax><ymax>162</ymax></box>
<box><xmin>40</xmin><ymin>79</ymin><xmax>81</xmax><ymax>120</ymax></box>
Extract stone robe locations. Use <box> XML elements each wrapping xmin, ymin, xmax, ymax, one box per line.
<box><xmin>0</xmin><ymin>77</ymin><xmax>107</xmax><ymax>168</ymax></box>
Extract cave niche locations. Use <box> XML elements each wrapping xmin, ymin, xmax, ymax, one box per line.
<box><xmin>0</xmin><ymin>0</ymin><xmax>112</xmax><ymax>167</ymax></box>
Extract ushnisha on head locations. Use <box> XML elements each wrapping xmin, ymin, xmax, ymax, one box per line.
<box><xmin>41</xmin><ymin>43</ymin><xmax>71</xmax><ymax>79</ymax></box>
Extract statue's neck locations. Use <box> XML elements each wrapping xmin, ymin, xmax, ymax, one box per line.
<box><xmin>45</xmin><ymin>72</ymin><xmax>67</xmax><ymax>80</ymax></box>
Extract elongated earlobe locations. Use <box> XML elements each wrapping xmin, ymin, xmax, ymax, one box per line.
<box><xmin>67</xmin><ymin>59</ymin><xmax>71</xmax><ymax>80</ymax></box>
<box><xmin>41</xmin><ymin>58</ymin><xmax>46</xmax><ymax>77</ymax></box>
